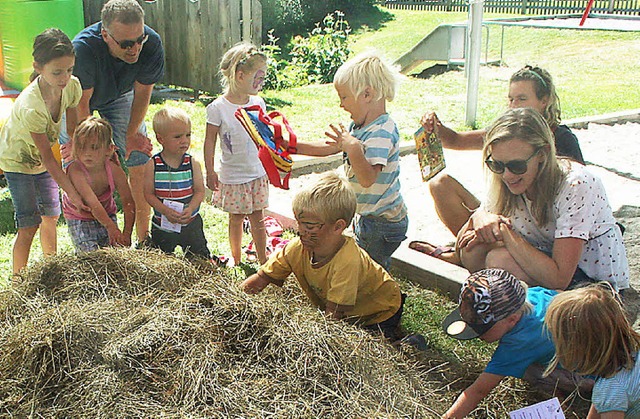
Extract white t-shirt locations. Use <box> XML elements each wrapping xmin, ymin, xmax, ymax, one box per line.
<box><xmin>506</xmin><ymin>162</ymin><xmax>629</xmax><ymax>290</ymax></box>
<box><xmin>205</xmin><ymin>95</ymin><xmax>266</xmax><ymax>184</ymax></box>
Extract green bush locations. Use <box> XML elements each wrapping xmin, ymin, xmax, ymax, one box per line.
<box><xmin>263</xmin><ymin>12</ymin><xmax>350</xmax><ymax>90</ymax></box>
<box><xmin>261</xmin><ymin>0</ymin><xmax>377</xmax><ymax>44</ymax></box>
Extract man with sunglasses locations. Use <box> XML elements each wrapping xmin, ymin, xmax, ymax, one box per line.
<box><xmin>60</xmin><ymin>0</ymin><xmax>164</xmax><ymax>244</ymax></box>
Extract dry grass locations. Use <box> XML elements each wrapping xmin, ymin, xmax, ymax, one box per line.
<box><xmin>0</xmin><ymin>248</ymin><xmax>451</xmax><ymax>418</ymax></box>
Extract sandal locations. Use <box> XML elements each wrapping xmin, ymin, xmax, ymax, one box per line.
<box><xmin>408</xmin><ymin>240</ymin><xmax>455</xmax><ymax>258</ymax></box>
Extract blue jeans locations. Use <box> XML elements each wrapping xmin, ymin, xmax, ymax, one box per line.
<box><xmin>59</xmin><ymin>90</ymin><xmax>149</xmax><ymax>167</ymax></box>
<box><xmin>354</xmin><ymin>214</ymin><xmax>408</xmax><ymax>270</ymax></box>
<box><xmin>5</xmin><ymin>171</ymin><xmax>60</xmax><ymax>228</ymax></box>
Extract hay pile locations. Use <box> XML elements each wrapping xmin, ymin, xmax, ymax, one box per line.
<box><xmin>0</xmin><ymin>248</ymin><xmax>438</xmax><ymax>417</ymax></box>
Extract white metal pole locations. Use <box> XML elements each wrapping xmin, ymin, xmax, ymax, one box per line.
<box><xmin>465</xmin><ymin>0</ymin><xmax>484</xmax><ymax>126</ymax></box>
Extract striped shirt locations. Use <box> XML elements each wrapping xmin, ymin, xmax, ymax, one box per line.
<box><xmin>592</xmin><ymin>351</ymin><xmax>640</xmax><ymax>417</ymax></box>
<box><xmin>345</xmin><ymin>113</ymin><xmax>407</xmax><ymax>222</ymax></box>
<box><xmin>151</xmin><ymin>152</ymin><xmax>199</xmax><ymax>229</ymax></box>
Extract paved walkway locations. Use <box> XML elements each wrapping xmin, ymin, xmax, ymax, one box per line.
<box><xmin>267</xmin><ymin>112</ymin><xmax>640</xmax><ymax>299</ymax></box>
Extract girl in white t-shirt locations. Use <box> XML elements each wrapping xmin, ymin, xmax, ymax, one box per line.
<box><xmin>0</xmin><ymin>28</ymin><xmax>90</xmax><ymax>275</ymax></box>
<box><xmin>204</xmin><ymin>43</ymin><xmax>269</xmax><ymax>265</ymax></box>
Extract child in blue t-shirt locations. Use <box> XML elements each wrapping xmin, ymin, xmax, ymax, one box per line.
<box><xmin>293</xmin><ymin>52</ymin><xmax>407</xmax><ymax>270</ymax></box>
<box><xmin>441</xmin><ymin>268</ymin><xmax>589</xmax><ymax>418</ymax></box>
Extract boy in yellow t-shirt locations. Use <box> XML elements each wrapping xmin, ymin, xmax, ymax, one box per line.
<box><xmin>242</xmin><ymin>172</ymin><xmax>420</xmax><ymax>344</ymax></box>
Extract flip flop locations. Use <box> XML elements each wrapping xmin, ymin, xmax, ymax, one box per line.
<box><xmin>408</xmin><ymin>240</ymin><xmax>454</xmax><ymax>258</ymax></box>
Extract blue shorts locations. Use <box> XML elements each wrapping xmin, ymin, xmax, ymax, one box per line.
<box><xmin>59</xmin><ymin>90</ymin><xmax>149</xmax><ymax>168</ymax></box>
<box><xmin>354</xmin><ymin>214</ymin><xmax>408</xmax><ymax>271</ymax></box>
<box><xmin>66</xmin><ymin>214</ymin><xmax>117</xmax><ymax>252</ymax></box>
<box><xmin>5</xmin><ymin>171</ymin><xmax>61</xmax><ymax>229</ymax></box>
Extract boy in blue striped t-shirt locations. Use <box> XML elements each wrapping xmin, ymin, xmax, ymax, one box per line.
<box><xmin>296</xmin><ymin>52</ymin><xmax>408</xmax><ymax>270</ymax></box>
<box><xmin>143</xmin><ymin>107</ymin><xmax>212</xmax><ymax>261</ymax></box>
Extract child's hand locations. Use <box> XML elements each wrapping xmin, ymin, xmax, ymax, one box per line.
<box><xmin>241</xmin><ymin>274</ymin><xmax>270</xmax><ymax>294</ymax></box>
<box><xmin>325</xmin><ymin>123</ymin><xmax>359</xmax><ymax>154</ymax></box>
<box><xmin>107</xmin><ymin>225</ymin><xmax>125</xmax><ymax>247</ymax></box>
<box><xmin>163</xmin><ymin>208</ymin><xmax>184</xmax><ymax>224</ymax></box>
<box><xmin>60</xmin><ymin>141</ymin><xmax>73</xmax><ymax>165</ymax></box>
<box><xmin>67</xmin><ymin>191</ymin><xmax>92</xmax><ymax>213</ymax></box>
<box><xmin>177</xmin><ymin>206</ymin><xmax>192</xmax><ymax>224</ymax></box>
<box><xmin>420</xmin><ymin>112</ymin><xmax>442</xmax><ymax>135</ymax></box>
<box><xmin>206</xmin><ymin>171</ymin><xmax>219</xmax><ymax>191</ymax></box>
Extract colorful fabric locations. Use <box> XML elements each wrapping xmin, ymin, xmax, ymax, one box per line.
<box><xmin>205</xmin><ymin>95</ymin><xmax>266</xmax><ymax>184</ymax></box>
<box><xmin>0</xmin><ymin>76</ymin><xmax>81</xmax><ymax>174</ymax></box>
<box><xmin>345</xmin><ymin>113</ymin><xmax>407</xmax><ymax>222</ymax></box>
<box><xmin>151</xmin><ymin>153</ymin><xmax>198</xmax><ymax>229</ymax></box>
<box><xmin>62</xmin><ymin>159</ymin><xmax>117</xmax><ymax>221</ymax></box>
<box><xmin>259</xmin><ymin>236</ymin><xmax>402</xmax><ymax>326</ymax></box>
<box><xmin>214</xmin><ymin>175</ymin><xmax>269</xmax><ymax>215</ymax></box>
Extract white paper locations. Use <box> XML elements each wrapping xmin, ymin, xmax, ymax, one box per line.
<box><xmin>509</xmin><ymin>397</ymin><xmax>565</xmax><ymax>419</ymax></box>
<box><xmin>161</xmin><ymin>200</ymin><xmax>184</xmax><ymax>233</ymax></box>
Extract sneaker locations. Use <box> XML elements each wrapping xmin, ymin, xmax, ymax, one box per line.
<box><xmin>400</xmin><ymin>334</ymin><xmax>428</xmax><ymax>351</ymax></box>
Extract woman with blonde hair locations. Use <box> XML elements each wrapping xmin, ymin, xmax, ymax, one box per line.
<box><xmin>545</xmin><ymin>283</ymin><xmax>640</xmax><ymax>417</ymax></box>
<box><xmin>457</xmin><ymin>107</ymin><xmax>627</xmax><ymax>291</ymax></box>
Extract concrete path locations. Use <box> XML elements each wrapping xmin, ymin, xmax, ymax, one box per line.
<box><xmin>267</xmin><ymin>110</ymin><xmax>640</xmax><ymax>300</ymax></box>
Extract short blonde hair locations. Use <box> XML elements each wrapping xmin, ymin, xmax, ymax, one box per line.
<box><xmin>292</xmin><ymin>172</ymin><xmax>356</xmax><ymax>224</ymax></box>
<box><xmin>483</xmin><ymin>108</ymin><xmax>565</xmax><ymax>226</ymax></box>
<box><xmin>72</xmin><ymin>117</ymin><xmax>113</xmax><ymax>158</ymax></box>
<box><xmin>219</xmin><ymin>42</ymin><xmax>267</xmax><ymax>94</ymax></box>
<box><xmin>333</xmin><ymin>52</ymin><xmax>402</xmax><ymax>102</ymax></box>
<box><xmin>544</xmin><ymin>284</ymin><xmax>640</xmax><ymax>378</ymax></box>
<box><xmin>152</xmin><ymin>107</ymin><xmax>191</xmax><ymax>138</ymax></box>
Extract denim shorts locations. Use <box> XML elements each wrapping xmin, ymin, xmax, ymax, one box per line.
<box><xmin>66</xmin><ymin>214</ymin><xmax>117</xmax><ymax>252</ymax></box>
<box><xmin>59</xmin><ymin>90</ymin><xmax>149</xmax><ymax>167</ymax></box>
<box><xmin>5</xmin><ymin>171</ymin><xmax>61</xmax><ymax>228</ymax></box>
<box><xmin>354</xmin><ymin>214</ymin><xmax>409</xmax><ymax>270</ymax></box>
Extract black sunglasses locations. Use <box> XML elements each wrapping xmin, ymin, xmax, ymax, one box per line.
<box><xmin>106</xmin><ymin>29</ymin><xmax>148</xmax><ymax>50</ymax></box>
<box><xmin>485</xmin><ymin>148</ymin><xmax>541</xmax><ymax>175</ymax></box>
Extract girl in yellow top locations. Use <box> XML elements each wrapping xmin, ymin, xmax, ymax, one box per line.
<box><xmin>0</xmin><ymin>28</ymin><xmax>89</xmax><ymax>275</ymax></box>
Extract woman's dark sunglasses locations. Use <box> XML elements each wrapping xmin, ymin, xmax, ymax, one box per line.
<box><xmin>485</xmin><ymin>148</ymin><xmax>541</xmax><ymax>175</ymax></box>
<box><xmin>106</xmin><ymin>30</ymin><xmax>148</xmax><ymax>50</ymax></box>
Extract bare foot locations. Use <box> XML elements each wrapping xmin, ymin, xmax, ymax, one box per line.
<box><xmin>408</xmin><ymin>240</ymin><xmax>461</xmax><ymax>265</ymax></box>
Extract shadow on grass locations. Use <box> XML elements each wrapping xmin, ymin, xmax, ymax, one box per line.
<box><xmin>0</xmin><ymin>191</ymin><xmax>16</xmax><ymax>235</ymax></box>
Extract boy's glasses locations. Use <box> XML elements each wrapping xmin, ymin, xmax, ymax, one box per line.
<box><xmin>106</xmin><ymin>29</ymin><xmax>148</xmax><ymax>50</ymax></box>
<box><xmin>298</xmin><ymin>221</ymin><xmax>325</xmax><ymax>232</ymax></box>
<box><xmin>485</xmin><ymin>148</ymin><xmax>541</xmax><ymax>175</ymax></box>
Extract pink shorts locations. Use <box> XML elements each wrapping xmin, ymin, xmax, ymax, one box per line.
<box><xmin>214</xmin><ymin>175</ymin><xmax>269</xmax><ymax>215</ymax></box>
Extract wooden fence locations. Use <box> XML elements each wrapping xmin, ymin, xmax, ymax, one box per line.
<box><xmin>83</xmin><ymin>0</ymin><xmax>262</xmax><ymax>94</ymax></box>
<box><xmin>384</xmin><ymin>0</ymin><xmax>640</xmax><ymax>14</ymax></box>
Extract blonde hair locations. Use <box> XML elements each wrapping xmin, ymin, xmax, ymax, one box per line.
<box><xmin>510</xmin><ymin>66</ymin><xmax>561</xmax><ymax>128</ymax></box>
<box><xmin>333</xmin><ymin>52</ymin><xmax>402</xmax><ymax>102</ymax></box>
<box><xmin>483</xmin><ymin>108</ymin><xmax>565</xmax><ymax>226</ymax></box>
<box><xmin>72</xmin><ymin>117</ymin><xmax>113</xmax><ymax>158</ymax></box>
<box><xmin>152</xmin><ymin>107</ymin><xmax>191</xmax><ymax>138</ymax></box>
<box><xmin>219</xmin><ymin>42</ymin><xmax>267</xmax><ymax>94</ymax></box>
<box><xmin>544</xmin><ymin>284</ymin><xmax>640</xmax><ymax>378</ymax></box>
<box><xmin>292</xmin><ymin>172</ymin><xmax>356</xmax><ymax>224</ymax></box>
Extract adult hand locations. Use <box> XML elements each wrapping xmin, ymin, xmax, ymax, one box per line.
<box><xmin>470</xmin><ymin>210</ymin><xmax>511</xmax><ymax>244</ymax></box>
<box><xmin>125</xmin><ymin>132</ymin><xmax>153</xmax><ymax>160</ymax></box>
<box><xmin>420</xmin><ymin>111</ymin><xmax>442</xmax><ymax>135</ymax></box>
<box><xmin>206</xmin><ymin>171</ymin><xmax>219</xmax><ymax>191</ymax></box>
